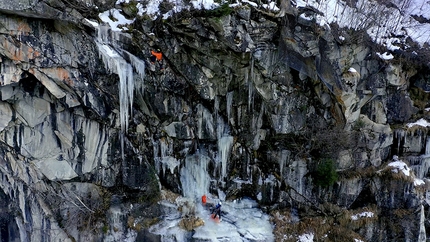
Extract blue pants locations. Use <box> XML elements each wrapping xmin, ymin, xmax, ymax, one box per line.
<box><xmin>212</xmin><ymin>208</ymin><xmax>221</xmax><ymax>219</ymax></box>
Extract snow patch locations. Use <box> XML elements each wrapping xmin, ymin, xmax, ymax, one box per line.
<box><xmin>191</xmin><ymin>0</ymin><xmax>219</xmax><ymax>10</ymax></box>
<box><xmin>348</xmin><ymin>67</ymin><xmax>357</xmax><ymax>73</ymax></box>
<box><xmin>376</xmin><ymin>52</ymin><xmax>394</xmax><ymax>60</ymax></box>
<box><xmin>99</xmin><ymin>9</ymin><xmax>134</xmax><ymax>31</ymax></box>
<box><xmin>414</xmin><ymin>178</ymin><xmax>425</xmax><ymax>186</ymax></box>
<box><xmin>242</xmin><ymin>0</ymin><xmax>258</xmax><ymax>7</ymax></box>
<box><xmin>407</xmin><ymin>118</ymin><xmax>430</xmax><ymax>128</ymax></box>
<box><xmin>388</xmin><ymin>161</ymin><xmax>411</xmax><ymax>176</ymax></box>
<box><xmin>298</xmin><ymin>232</ymin><xmax>314</xmax><ymax>242</ymax></box>
<box><xmin>262</xmin><ymin>2</ymin><xmax>280</xmax><ymax>12</ymax></box>
<box><xmin>351</xmin><ymin>211</ymin><xmax>374</xmax><ymax>220</ymax></box>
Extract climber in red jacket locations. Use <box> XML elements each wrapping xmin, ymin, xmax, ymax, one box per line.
<box><xmin>150</xmin><ymin>48</ymin><xmax>163</xmax><ymax>70</ymax></box>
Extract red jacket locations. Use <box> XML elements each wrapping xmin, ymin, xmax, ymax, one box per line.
<box><xmin>151</xmin><ymin>50</ymin><xmax>162</xmax><ymax>61</ymax></box>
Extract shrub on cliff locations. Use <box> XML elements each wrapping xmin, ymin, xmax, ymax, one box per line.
<box><xmin>311</xmin><ymin>158</ymin><xmax>338</xmax><ymax>188</ymax></box>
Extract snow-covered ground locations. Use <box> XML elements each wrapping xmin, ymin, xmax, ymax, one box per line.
<box><xmin>150</xmin><ymin>196</ymin><xmax>274</xmax><ymax>241</ymax></box>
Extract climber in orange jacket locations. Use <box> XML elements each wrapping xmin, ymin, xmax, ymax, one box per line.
<box><xmin>150</xmin><ymin>48</ymin><xmax>163</xmax><ymax>70</ymax></box>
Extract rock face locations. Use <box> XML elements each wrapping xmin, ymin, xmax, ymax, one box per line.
<box><xmin>0</xmin><ymin>0</ymin><xmax>429</xmax><ymax>241</ymax></box>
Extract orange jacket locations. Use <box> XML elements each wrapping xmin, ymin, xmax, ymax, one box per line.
<box><xmin>151</xmin><ymin>50</ymin><xmax>162</xmax><ymax>61</ymax></box>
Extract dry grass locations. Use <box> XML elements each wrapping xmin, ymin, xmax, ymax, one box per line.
<box><xmin>377</xmin><ymin>165</ymin><xmax>415</xmax><ymax>183</ymax></box>
<box><xmin>271</xmin><ymin>205</ymin><xmax>378</xmax><ymax>242</ymax></box>
<box><xmin>337</xmin><ymin>166</ymin><xmax>377</xmax><ymax>180</ymax></box>
<box><xmin>160</xmin><ymin>188</ymin><xmax>181</xmax><ymax>203</ymax></box>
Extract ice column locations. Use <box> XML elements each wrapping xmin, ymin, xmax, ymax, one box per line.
<box><xmin>247</xmin><ymin>62</ymin><xmax>254</xmax><ymax>111</ymax></box>
<box><xmin>279</xmin><ymin>150</ymin><xmax>290</xmax><ymax>180</ymax></box>
<box><xmin>420</xmin><ymin>137</ymin><xmax>430</xmax><ymax>178</ymax></box>
<box><xmin>180</xmin><ymin>153</ymin><xmax>211</xmax><ymax>200</ymax></box>
<box><xmin>411</xmin><ymin>137</ymin><xmax>430</xmax><ymax>179</ymax></box>
<box><xmin>217</xmin><ymin>116</ymin><xmax>233</xmax><ymax>181</ymax></box>
<box><xmin>418</xmin><ymin>204</ymin><xmax>426</xmax><ymax>242</ymax></box>
<box><xmin>226</xmin><ymin>91</ymin><xmax>234</xmax><ymax>125</ymax></box>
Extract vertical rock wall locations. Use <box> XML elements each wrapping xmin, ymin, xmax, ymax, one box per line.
<box><xmin>0</xmin><ymin>1</ymin><xmax>429</xmax><ymax>241</ymax></box>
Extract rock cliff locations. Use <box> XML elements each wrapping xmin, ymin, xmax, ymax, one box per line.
<box><xmin>0</xmin><ymin>0</ymin><xmax>430</xmax><ymax>241</ymax></box>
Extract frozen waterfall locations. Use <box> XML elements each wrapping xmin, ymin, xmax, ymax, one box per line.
<box><xmin>409</xmin><ymin>137</ymin><xmax>430</xmax><ymax>179</ymax></box>
<box><xmin>154</xmin><ymin>149</ymin><xmax>275</xmax><ymax>242</ymax></box>
<box><xmin>216</xmin><ymin>107</ymin><xmax>234</xmax><ymax>182</ymax></box>
<box><xmin>95</xmin><ymin>37</ymin><xmax>145</xmax><ymax>134</ymax></box>
<box><xmin>180</xmin><ymin>152</ymin><xmax>211</xmax><ymax>200</ymax></box>
<box><xmin>88</xmin><ymin>19</ymin><xmax>145</xmax><ymax>158</ymax></box>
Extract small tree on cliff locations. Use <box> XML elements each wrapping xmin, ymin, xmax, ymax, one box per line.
<box><xmin>311</xmin><ymin>158</ymin><xmax>338</xmax><ymax>188</ymax></box>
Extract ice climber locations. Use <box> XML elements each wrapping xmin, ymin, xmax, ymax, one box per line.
<box><xmin>212</xmin><ymin>202</ymin><xmax>222</xmax><ymax>220</ymax></box>
<box><xmin>150</xmin><ymin>48</ymin><xmax>163</xmax><ymax>70</ymax></box>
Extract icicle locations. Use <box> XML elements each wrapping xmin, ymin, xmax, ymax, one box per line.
<box><xmin>248</xmin><ymin>57</ymin><xmax>255</xmax><ymax>111</ymax></box>
<box><xmin>160</xmin><ymin>137</ymin><xmax>172</xmax><ymax>158</ymax></box>
<box><xmin>125</xmin><ymin>51</ymin><xmax>146</xmax><ymax>80</ymax></box>
<box><xmin>118</xmin><ymin>60</ymin><xmax>134</xmax><ymax>133</ymax></box>
<box><xmin>152</xmin><ymin>138</ymin><xmax>160</xmax><ymax>174</ymax></box>
<box><xmin>280</xmin><ymin>150</ymin><xmax>289</xmax><ymax>180</ymax></box>
<box><xmin>214</xmin><ymin>95</ymin><xmax>220</xmax><ymax>116</ymax></box>
<box><xmin>247</xmin><ymin>69</ymin><xmax>252</xmax><ymax>112</ymax></box>
<box><xmin>227</xmin><ymin>91</ymin><xmax>233</xmax><ymax>125</ymax></box>
<box><xmin>394</xmin><ymin>129</ymin><xmax>405</xmax><ymax>155</ymax></box>
<box><xmin>94</xmin><ymin>23</ymin><xmax>146</xmax><ymax>159</ymax></box>
<box><xmin>96</xmin><ymin>42</ymin><xmax>135</xmax><ymax>134</ymax></box>
<box><xmin>425</xmin><ymin>136</ymin><xmax>430</xmax><ymax>156</ymax></box>
<box><xmin>418</xmin><ymin>204</ymin><xmax>426</xmax><ymax>242</ymax></box>
<box><xmin>216</xmin><ymin>115</ymin><xmax>234</xmax><ymax>181</ymax></box>
<box><xmin>218</xmin><ymin>136</ymin><xmax>233</xmax><ymax>180</ymax></box>
<box><xmin>154</xmin><ymin>137</ymin><xmax>180</xmax><ymax>176</ymax></box>
<box><xmin>409</xmin><ymin>136</ymin><xmax>430</xmax><ymax>179</ymax></box>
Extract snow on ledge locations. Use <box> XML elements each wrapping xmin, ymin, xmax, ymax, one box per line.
<box><xmin>406</xmin><ymin>118</ymin><xmax>430</xmax><ymax>128</ymax></box>
<box><xmin>351</xmin><ymin>211</ymin><xmax>374</xmax><ymax>221</ymax></box>
<box><xmin>242</xmin><ymin>0</ymin><xmax>258</xmax><ymax>7</ymax></box>
<box><xmin>99</xmin><ymin>9</ymin><xmax>134</xmax><ymax>31</ymax></box>
<box><xmin>348</xmin><ymin>67</ymin><xmax>357</xmax><ymax>73</ymax></box>
<box><xmin>376</xmin><ymin>52</ymin><xmax>394</xmax><ymax>60</ymax></box>
<box><xmin>385</xmin><ymin>156</ymin><xmax>425</xmax><ymax>186</ymax></box>
<box><xmin>414</xmin><ymin>178</ymin><xmax>425</xmax><ymax>186</ymax></box>
<box><xmin>388</xmin><ymin>161</ymin><xmax>411</xmax><ymax>176</ymax></box>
